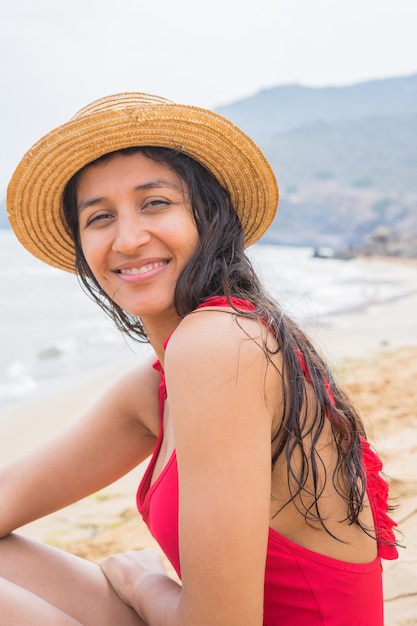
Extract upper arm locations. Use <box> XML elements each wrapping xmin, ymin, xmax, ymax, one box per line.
<box><xmin>165</xmin><ymin>312</ymin><xmax>280</xmax><ymax>625</ymax></box>
<box><xmin>0</xmin><ymin>356</ymin><xmax>160</xmax><ymax>536</ymax></box>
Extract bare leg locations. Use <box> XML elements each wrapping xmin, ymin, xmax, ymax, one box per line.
<box><xmin>0</xmin><ymin>534</ymin><xmax>147</xmax><ymax>626</ymax></box>
<box><xmin>0</xmin><ymin>577</ymin><xmax>82</xmax><ymax>625</ymax></box>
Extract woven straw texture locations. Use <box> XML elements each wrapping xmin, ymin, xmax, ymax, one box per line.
<box><xmin>7</xmin><ymin>93</ymin><xmax>279</xmax><ymax>273</ymax></box>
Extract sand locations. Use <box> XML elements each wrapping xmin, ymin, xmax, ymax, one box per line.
<box><xmin>1</xmin><ymin>288</ymin><xmax>417</xmax><ymax>624</ymax></box>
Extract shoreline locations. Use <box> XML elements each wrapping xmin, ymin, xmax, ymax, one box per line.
<box><xmin>307</xmin><ymin>291</ymin><xmax>417</xmax><ymax>364</ymax></box>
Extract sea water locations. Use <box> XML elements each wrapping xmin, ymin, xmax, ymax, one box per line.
<box><xmin>1</xmin><ymin>230</ymin><xmax>416</xmax><ymax>412</ymax></box>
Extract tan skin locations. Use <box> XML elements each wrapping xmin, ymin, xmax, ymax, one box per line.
<box><xmin>0</xmin><ymin>153</ymin><xmax>377</xmax><ymax>625</ymax></box>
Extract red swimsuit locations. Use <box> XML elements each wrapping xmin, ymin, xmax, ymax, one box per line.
<box><xmin>137</xmin><ymin>297</ymin><xmax>398</xmax><ymax>625</ymax></box>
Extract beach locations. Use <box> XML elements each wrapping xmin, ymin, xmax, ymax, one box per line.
<box><xmin>1</xmin><ymin>263</ymin><xmax>417</xmax><ymax>624</ymax></box>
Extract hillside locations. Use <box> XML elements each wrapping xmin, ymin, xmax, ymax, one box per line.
<box><xmin>216</xmin><ymin>74</ymin><xmax>417</xmax><ymax>253</ymax></box>
<box><xmin>216</xmin><ymin>74</ymin><xmax>417</xmax><ymax>142</ymax></box>
<box><xmin>263</xmin><ymin>114</ymin><xmax>417</xmax><ymax>194</ymax></box>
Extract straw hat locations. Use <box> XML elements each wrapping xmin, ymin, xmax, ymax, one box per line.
<box><xmin>7</xmin><ymin>92</ymin><xmax>279</xmax><ymax>273</ymax></box>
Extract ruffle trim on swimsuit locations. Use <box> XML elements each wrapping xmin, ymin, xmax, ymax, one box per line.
<box><xmin>294</xmin><ymin>348</ymin><xmax>398</xmax><ymax>560</ymax></box>
<box><xmin>360</xmin><ymin>437</ymin><xmax>398</xmax><ymax>560</ymax></box>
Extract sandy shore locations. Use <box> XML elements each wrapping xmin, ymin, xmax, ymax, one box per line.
<box><xmin>1</xmin><ymin>290</ymin><xmax>417</xmax><ymax>624</ymax></box>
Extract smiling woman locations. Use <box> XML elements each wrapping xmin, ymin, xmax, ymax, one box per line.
<box><xmin>70</xmin><ymin>150</ymin><xmax>199</xmax><ymax>330</ymax></box>
<box><xmin>2</xmin><ymin>92</ymin><xmax>398</xmax><ymax>625</ymax></box>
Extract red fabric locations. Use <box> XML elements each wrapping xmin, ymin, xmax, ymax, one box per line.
<box><xmin>137</xmin><ymin>296</ymin><xmax>398</xmax><ymax>624</ymax></box>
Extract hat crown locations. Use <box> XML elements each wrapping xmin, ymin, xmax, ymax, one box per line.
<box><xmin>73</xmin><ymin>92</ymin><xmax>174</xmax><ymax>120</ymax></box>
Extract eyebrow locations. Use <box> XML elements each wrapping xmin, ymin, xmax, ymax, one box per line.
<box><xmin>77</xmin><ymin>179</ymin><xmax>183</xmax><ymax>212</ymax></box>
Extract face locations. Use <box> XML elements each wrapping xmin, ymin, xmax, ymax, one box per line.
<box><xmin>77</xmin><ymin>152</ymin><xmax>199</xmax><ymax>330</ymax></box>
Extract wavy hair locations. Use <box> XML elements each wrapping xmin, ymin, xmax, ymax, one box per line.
<box><xmin>63</xmin><ymin>146</ymin><xmax>379</xmax><ymax>540</ymax></box>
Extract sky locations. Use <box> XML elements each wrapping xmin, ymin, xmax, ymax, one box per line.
<box><xmin>1</xmin><ymin>0</ymin><xmax>416</xmax><ymax>193</ymax></box>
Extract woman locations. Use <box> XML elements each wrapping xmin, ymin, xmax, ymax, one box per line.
<box><xmin>2</xmin><ymin>92</ymin><xmax>397</xmax><ymax>625</ymax></box>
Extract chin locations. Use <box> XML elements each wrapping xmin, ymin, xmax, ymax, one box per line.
<box><xmin>123</xmin><ymin>299</ymin><xmax>176</xmax><ymax>320</ymax></box>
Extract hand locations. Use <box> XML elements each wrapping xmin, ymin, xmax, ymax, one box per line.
<box><xmin>101</xmin><ymin>548</ymin><xmax>168</xmax><ymax>610</ymax></box>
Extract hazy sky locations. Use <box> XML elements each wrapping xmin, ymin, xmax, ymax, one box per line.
<box><xmin>1</xmin><ymin>0</ymin><xmax>416</xmax><ymax>192</ymax></box>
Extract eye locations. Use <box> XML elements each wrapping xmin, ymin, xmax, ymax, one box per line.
<box><xmin>143</xmin><ymin>199</ymin><xmax>171</xmax><ymax>210</ymax></box>
<box><xmin>85</xmin><ymin>211</ymin><xmax>114</xmax><ymax>227</ymax></box>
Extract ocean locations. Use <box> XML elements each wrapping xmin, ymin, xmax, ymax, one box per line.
<box><xmin>1</xmin><ymin>229</ymin><xmax>417</xmax><ymax>413</ymax></box>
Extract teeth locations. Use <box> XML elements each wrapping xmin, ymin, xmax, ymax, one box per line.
<box><xmin>120</xmin><ymin>261</ymin><xmax>166</xmax><ymax>275</ymax></box>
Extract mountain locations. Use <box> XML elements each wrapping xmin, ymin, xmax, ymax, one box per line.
<box><xmin>216</xmin><ymin>74</ymin><xmax>417</xmax><ymax>142</ymax></box>
<box><xmin>216</xmin><ymin>74</ymin><xmax>417</xmax><ymax>252</ymax></box>
<box><xmin>262</xmin><ymin>114</ymin><xmax>417</xmax><ymax>195</ymax></box>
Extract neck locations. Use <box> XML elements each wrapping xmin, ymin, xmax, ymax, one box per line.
<box><xmin>142</xmin><ymin>311</ymin><xmax>182</xmax><ymax>366</ymax></box>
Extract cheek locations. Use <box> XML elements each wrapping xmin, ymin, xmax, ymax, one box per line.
<box><xmin>179</xmin><ymin>236</ymin><xmax>199</xmax><ymax>267</ymax></box>
<box><xmin>79</xmin><ymin>234</ymin><xmax>93</xmax><ymax>267</ymax></box>
<box><xmin>177</xmin><ymin>219</ymin><xmax>200</xmax><ymax>259</ymax></box>
<box><xmin>160</xmin><ymin>214</ymin><xmax>199</xmax><ymax>262</ymax></box>
<box><xmin>79</xmin><ymin>233</ymin><xmax>106</xmax><ymax>276</ymax></box>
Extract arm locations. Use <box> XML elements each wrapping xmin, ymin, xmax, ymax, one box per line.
<box><xmin>107</xmin><ymin>311</ymin><xmax>280</xmax><ymax>625</ymax></box>
<box><xmin>0</xmin><ymin>356</ymin><xmax>160</xmax><ymax>537</ymax></box>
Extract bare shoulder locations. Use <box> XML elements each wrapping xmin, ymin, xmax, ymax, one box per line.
<box><xmin>164</xmin><ymin>307</ymin><xmax>282</xmax><ymax>421</ymax></box>
<box><xmin>96</xmin><ymin>352</ymin><xmax>161</xmax><ymax>437</ymax></box>
<box><xmin>165</xmin><ymin>305</ymin><xmax>279</xmax><ymax>371</ymax></box>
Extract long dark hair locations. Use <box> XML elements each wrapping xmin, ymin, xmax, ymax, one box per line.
<box><xmin>63</xmin><ymin>146</ymin><xmax>374</xmax><ymax>539</ymax></box>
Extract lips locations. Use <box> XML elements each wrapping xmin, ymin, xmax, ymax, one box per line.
<box><xmin>116</xmin><ymin>260</ymin><xmax>169</xmax><ymax>275</ymax></box>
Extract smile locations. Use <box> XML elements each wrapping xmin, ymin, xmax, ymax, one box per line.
<box><xmin>118</xmin><ymin>261</ymin><xmax>168</xmax><ymax>275</ymax></box>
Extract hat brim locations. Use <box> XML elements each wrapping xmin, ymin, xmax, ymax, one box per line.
<box><xmin>7</xmin><ymin>100</ymin><xmax>279</xmax><ymax>273</ymax></box>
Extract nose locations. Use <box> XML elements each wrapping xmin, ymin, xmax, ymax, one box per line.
<box><xmin>112</xmin><ymin>211</ymin><xmax>151</xmax><ymax>255</ymax></box>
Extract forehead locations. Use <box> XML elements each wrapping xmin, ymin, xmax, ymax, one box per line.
<box><xmin>76</xmin><ymin>150</ymin><xmax>186</xmax><ymax>193</ymax></box>
<box><xmin>80</xmin><ymin>150</ymin><xmax>175</xmax><ymax>177</ymax></box>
